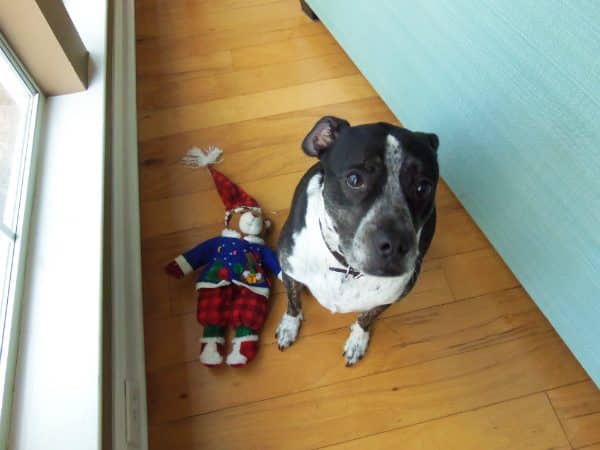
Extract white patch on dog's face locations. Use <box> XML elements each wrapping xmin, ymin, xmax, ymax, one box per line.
<box><xmin>347</xmin><ymin>134</ymin><xmax>417</xmax><ymax>271</ymax></box>
<box><xmin>384</xmin><ymin>134</ymin><xmax>404</xmax><ymax>197</ymax></box>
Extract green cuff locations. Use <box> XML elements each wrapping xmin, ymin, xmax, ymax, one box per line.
<box><xmin>203</xmin><ymin>325</ymin><xmax>225</xmax><ymax>338</ymax></box>
<box><xmin>234</xmin><ymin>325</ymin><xmax>257</xmax><ymax>337</ymax></box>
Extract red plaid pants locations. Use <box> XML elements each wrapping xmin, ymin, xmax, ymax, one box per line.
<box><xmin>196</xmin><ymin>284</ymin><xmax>268</xmax><ymax>331</ymax></box>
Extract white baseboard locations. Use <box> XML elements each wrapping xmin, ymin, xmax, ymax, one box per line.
<box><xmin>109</xmin><ymin>1</ymin><xmax>148</xmax><ymax>449</ymax></box>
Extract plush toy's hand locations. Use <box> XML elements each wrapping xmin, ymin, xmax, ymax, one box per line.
<box><xmin>164</xmin><ymin>261</ymin><xmax>184</xmax><ymax>279</ymax></box>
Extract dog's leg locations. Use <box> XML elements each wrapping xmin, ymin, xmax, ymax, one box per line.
<box><xmin>343</xmin><ymin>304</ymin><xmax>389</xmax><ymax>366</ymax></box>
<box><xmin>275</xmin><ymin>272</ymin><xmax>304</xmax><ymax>350</ymax></box>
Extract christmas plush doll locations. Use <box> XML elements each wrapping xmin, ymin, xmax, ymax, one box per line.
<box><xmin>164</xmin><ymin>147</ymin><xmax>282</xmax><ymax>367</ymax></box>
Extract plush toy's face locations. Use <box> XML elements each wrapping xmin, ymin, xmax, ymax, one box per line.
<box><xmin>228</xmin><ymin>210</ymin><xmax>269</xmax><ymax>237</ymax></box>
<box><xmin>238</xmin><ymin>211</ymin><xmax>263</xmax><ymax>236</ymax></box>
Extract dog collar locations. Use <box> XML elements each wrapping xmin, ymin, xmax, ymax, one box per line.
<box><xmin>319</xmin><ymin>220</ymin><xmax>363</xmax><ymax>279</ymax></box>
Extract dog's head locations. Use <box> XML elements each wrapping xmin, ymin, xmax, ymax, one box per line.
<box><xmin>302</xmin><ymin>116</ymin><xmax>439</xmax><ymax>276</ymax></box>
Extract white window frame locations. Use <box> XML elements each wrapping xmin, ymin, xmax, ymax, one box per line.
<box><xmin>0</xmin><ymin>33</ymin><xmax>44</xmax><ymax>448</ymax></box>
<box><xmin>2</xmin><ymin>2</ymin><xmax>149</xmax><ymax>450</ymax></box>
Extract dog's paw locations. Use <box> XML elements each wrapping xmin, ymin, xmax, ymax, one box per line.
<box><xmin>343</xmin><ymin>322</ymin><xmax>370</xmax><ymax>366</ymax></box>
<box><xmin>275</xmin><ymin>313</ymin><xmax>303</xmax><ymax>350</ymax></box>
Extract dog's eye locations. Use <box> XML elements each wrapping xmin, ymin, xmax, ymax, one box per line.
<box><xmin>415</xmin><ymin>180</ymin><xmax>433</xmax><ymax>197</ymax></box>
<box><xmin>346</xmin><ymin>172</ymin><xmax>364</xmax><ymax>189</ymax></box>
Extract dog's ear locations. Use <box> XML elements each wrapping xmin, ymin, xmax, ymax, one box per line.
<box><xmin>302</xmin><ymin>116</ymin><xmax>350</xmax><ymax>157</ymax></box>
<box><xmin>418</xmin><ymin>132</ymin><xmax>439</xmax><ymax>151</ymax></box>
<box><xmin>414</xmin><ymin>132</ymin><xmax>439</xmax><ymax>152</ymax></box>
<box><xmin>426</xmin><ymin>133</ymin><xmax>439</xmax><ymax>151</ymax></box>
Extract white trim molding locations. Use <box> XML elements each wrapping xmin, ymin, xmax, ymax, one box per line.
<box><xmin>108</xmin><ymin>0</ymin><xmax>149</xmax><ymax>449</ymax></box>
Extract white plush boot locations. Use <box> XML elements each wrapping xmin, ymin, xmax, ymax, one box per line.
<box><xmin>199</xmin><ymin>337</ymin><xmax>225</xmax><ymax>366</ymax></box>
<box><xmin>226</xmin><ymin>334</ymin><xmax>259</xmax><ymax>367</ymax></box>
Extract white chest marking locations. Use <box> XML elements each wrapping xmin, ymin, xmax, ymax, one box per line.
<box><xmin>286</xmin><ymin>174</ymin><xmax>412</xmax><ymax>313</ymax></box>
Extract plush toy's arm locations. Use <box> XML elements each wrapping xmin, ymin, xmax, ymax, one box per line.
<box><xmin>261</xmin><ymin>246</ymin><xmax>283</xmax><ymax>280</ymax></box>
<box><xmin>165</xmin><ymin>260</ymin><xmax>185</xmax><ymax>279</ymax></box>
<box><xmin>164</xmin><ymin>238</ymin><xmax>218</xmax><ymax>279</ymax></box>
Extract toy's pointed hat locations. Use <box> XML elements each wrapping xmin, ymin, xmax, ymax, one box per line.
<box><xmin>182</xmin><ymin>147</ymin><xmax>261</xmax><ymax>228</ymax></box>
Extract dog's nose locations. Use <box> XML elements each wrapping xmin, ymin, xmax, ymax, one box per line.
<box><xmin>376</xmin><ymin>233</ymin><xmax>410</xmax><ymax>258</ymax></box>
<box><xmin>378</xmin><ymin>240</ymin><xmax>393</xmax><ymax>257</ymax></box>
<box><xmin>375</xmin><ymin>230</ymin><xmax>411</xmax><ymax>260</ymax></box>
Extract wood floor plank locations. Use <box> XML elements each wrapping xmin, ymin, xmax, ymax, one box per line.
<box><xmin>136</xmin><ymin>0</ymin><xmax>306</xmax><ymax>40</ymax></box>
<box><xmin>322</xmin><ymin>393</ymin><xmax>570</xmax><ymax>450</ymax></box>
<box><xmin>136</xmin><ymin>0</ymin><xmax>282</xmax><ymax>15</ymax></box>
<box><xmin>547</xmin><ymin>380</ymin><xmax>600</xmax><ymax>448</ymax></box>
<box><xmin>147</xmin><ymin>327</ymin><xmax>586</xmax><ymax>449</ymax></box>
<box><xmin>441</xmin><ymin>247</ymin><xmax>519</xmax><ymax>299</ymax></box>
<box><xmin>435</xmin><ymin>179</ymin><xmax>463</xmax><ymax>215</ymax></box>
<box><xmin>138</xmin><ymin>99</ymin><xmax>397</xmax><ymax>203</ymax></box>
<box><xmin>230</xmin><ymin>33</ymin><xmax>342</xmax><ymax>71</ymax></box>
<box><xmin>137</xmin><ymin>32</ymin><xmax>342</xmax><ymax>80</ymax></box>
<box><xmin>138</xmin><ymin>75</ymin><xmax>377</xmax><ymax>141</ymax></box>
<box><xmin>145</xmin><ymin>288</ymin><xmax>552</xmax><ymax>423</ymax></box>
<box><xmin>138</xmin><ymin>52</ymin><xmax>358</xmax><ymax>110</ymax></box>
<box><xmin>427</xmin><ymin>209</ymin><xmax>489</xmax><ymax>260</ymax></box>
<box><xmin>136</xmin><ymin>48</ymin><xmax>233</xmax><ymax>78</ymax></box>
<box><xmin>140</xmin><ymin>142</ymin><xmax>314</xmax><ymax>203</ymax></box>
<box><xmin>136</xmin><ymin>20</ymin><xmax>325</xmax><ymax>71</ymax></box>
<box><xmin>138</xmin><ymin>98</ymin><xmax>396</xmax><ymax>164</ymax></box>
<box><xmin>140</xmin><ymin>171</ymin><xmax>301</xmax><ymax>238</ymax></box>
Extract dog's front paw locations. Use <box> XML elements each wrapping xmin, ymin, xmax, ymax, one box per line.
<box><xmin>275</xmin><ymin>313</ymin><xmax>303</xmax><ymax>350</ymax></box>
<box><xmin>343</xmin><ymin>322</ymin><xmax>370</xmax><ymax>366</ymax></box>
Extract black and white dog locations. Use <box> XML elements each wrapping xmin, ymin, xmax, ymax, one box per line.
<box><xmin>276</xmin><ymin>116</ymin><xmax>439</xmax><ymax>365</ymax></box>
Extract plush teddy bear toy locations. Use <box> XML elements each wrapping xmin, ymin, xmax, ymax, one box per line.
<box><xmin>164</xmin><ymin>147</ymin><xmax>281</xmax><ymax>367</ymax></box>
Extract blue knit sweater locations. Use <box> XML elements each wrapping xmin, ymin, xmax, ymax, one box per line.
<box><xmin>174</xmin><ymin>236</ymin><xmax>281</xmax><ymax>297</ymax></box>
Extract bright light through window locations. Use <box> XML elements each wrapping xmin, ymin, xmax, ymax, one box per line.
<box><xmin>0</xmin><ymin>37</ymin><xmax>40</xmax><ymax>405</ymax></box>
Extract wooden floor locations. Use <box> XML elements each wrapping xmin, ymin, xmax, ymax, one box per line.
<box><xmin>136</xmin><ymin>1</ymin><xmax>600</xmax><ymax>449</ymax></box>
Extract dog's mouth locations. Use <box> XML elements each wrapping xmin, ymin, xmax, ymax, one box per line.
<box><xmin>353</xmin><ymin>259</ymin><xmax>416</xmax><ymax>278</ymax></box>
<box><xmin>362</xmin><ymin>265</ymin><xmax>411</xmax><ymax>277</ymax></box>
<box><xmin>343</xmin><ymin>244</ymin><xmax>418</xmax><ymax>278</ymax></box>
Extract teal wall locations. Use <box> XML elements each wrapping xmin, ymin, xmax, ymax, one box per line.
<box><xmin>308</xmin><ymin>0</ymin><xmax>600</xmax><ymax>385</ymax></box>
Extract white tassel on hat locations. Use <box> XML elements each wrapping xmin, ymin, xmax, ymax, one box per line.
<box><xmin>181</xmin><ymin>146</ymin><xmax>223</xmax><ymax>168</ymax></box>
